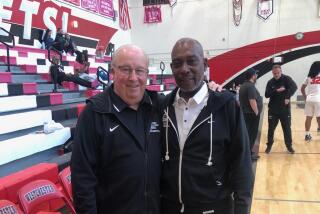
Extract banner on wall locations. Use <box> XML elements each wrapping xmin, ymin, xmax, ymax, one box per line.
<box><xmin>144</xmin><ymin>6</ymin><xmax>162</xmax><ymax>23</ymax></box>
<box><xmin>233</xmin><ymin>0</ymin><xmax>242</xmax><ymax>26</ymax></box>
<box><xmin>257</xmin><ymin>0</ymin><xmax>273</xmax><ymax>20</ymax></box>
<box><xmin>169</xmin><ymin>0</ymin><xmax>177</xmax><ymax>7</ymax></box>
<box><xmin>64</xmin><ymin>0</ymin><xmax>80</xmax><ymax>6</ymax></box>
<box><xmin>119</xmin><ymin>0</ymin><xmax>131</xmax><ymax>30</ymax></box>
<box><xmin>81</xmin><ymin>0</ymin><xmax>98</xmax><ymax>12</ymax></box>
<box><xmin>99</xmin><ymin>0</ymin><xmax>115</xmax><ymax>18</ymax></box>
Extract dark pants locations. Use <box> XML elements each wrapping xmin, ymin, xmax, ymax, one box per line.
<box><xmin>52</xmin><ymin>41</ymin><xmax>65</xmax><ymax>52</ymax></box>
<box><xmin>267</xmin><ymin>110</ymin><xmax>292</xmax><ymax>148</ymax></box>
<box><xmin>161</xmin><ymin>198</ymin><xmax>234</xmax><ymax>214</ymax></box>
<box><xmin>63</xmin><ymin>74</ymin><xmax>92</xmax><ymax>88</ymax></box>
<box><xmin>244</xmin><ymin>113</ymin><xmax>260</xmax><ymax>151</ymax></box>
<box><xmin>64</xmin><ymin>44</ymin><xmax>75</xmax><ymax>55</ymax></box>
<box><xmin>50</xmin><ymin>65</ymin><xmax>92</xmax><ymax>91</ymax></box>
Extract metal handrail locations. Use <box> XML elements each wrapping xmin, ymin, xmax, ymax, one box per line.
<box><xmin>0</xmin><ymin>27</ymin><xmax>15</xmax><ymax>72</ymax></box>
<box><xmin>160</xmin><ymin>61</ymin><xmax>165</xmax><ymax>84</ymax></box>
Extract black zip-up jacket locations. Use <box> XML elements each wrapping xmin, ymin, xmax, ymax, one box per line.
<box><xmin>161</xmin><ymin>88</ymin><xmax>253</xmax><ymax>214</ymax></box>
<box><xmin>265</xmin><ymin>74</ymin><xmax>297</xmax><ymax>114</ymax></box>
<box><xmin>71</xmin><ymin>86</ymin><xmax>162</xmax><ymax>214</ymax></box>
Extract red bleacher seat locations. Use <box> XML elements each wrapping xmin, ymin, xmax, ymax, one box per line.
<box><xmin>22</xmin><ymin>83</ymin><xmax>37</xmax><ymax>94</ymax></box>
<box><xmin>0</xmin><ymin>72</ymin><xmax>12</xmax><ymax>83</ymax></box>
<box><xmin>49</xmin><ymin>93</ymin><xmax>63</xmax><ymax>105</ymax></box>
<box><xmin>0</xmin><ymin>163</ymin><xmax>59</xmax><ymax>204</ymax></box>
<box><xmin>58</xmin><ymin>167</ymin><xmax>72</xmax><ymax>201</ymax></box>
<box><xmin>20</xmin><ymin>65</ymin><xmax>37</xmax><ymax>73</ymax></box>
<box><xmin>62</xmin><ymin>82</ymin><xmax>78</xmax><ymax>91</ymax></box>
<box><xmin>0</xmin><ymin>199</ymin><xmax>23</xmax><ymax>214</ymax></box>
<box><xmin>0</xmin><ymin>56</ymin><xmax>17</xmax><ymax>65</ymax></box>
<box><xmin>18</xmin><ymin>180</ymin><xmax>75</xmax><ymax>214</ymax></box>
<box><xmin>85</xmin><ymin>89</ymin><xmax>101</xmax><ymax>97</ymax></box>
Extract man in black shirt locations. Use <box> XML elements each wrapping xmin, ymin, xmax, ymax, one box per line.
<box><xmin>71</xmin><ymin>45</ymin><xmax>162</xmax><ymax>213</ymax></box>
<box><xmin>239</xmin><ymin>68</ymin><xmax>263</xmax><ymax>161</ymax></box>
<box><xmin>265</xmin><ymin>64</ymin><xmax>297</xmax><ymax>154</ymax></box>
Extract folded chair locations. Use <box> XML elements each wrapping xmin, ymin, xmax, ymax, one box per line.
<box><xmin>18</xmin><ymin>180</ymin><xmax>75</xmax><ymax>214</ymax></box>
<box><xmin>0</xmin><ymin>199</ymin><xmax>23</xmax><ymax>214</ymax></box>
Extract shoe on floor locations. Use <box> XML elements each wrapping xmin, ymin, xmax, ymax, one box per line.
<box><xmin>305</xmin><ymin>134</ymin><xmax>312</xmax><ymax>142</ymax></box>
<box><xmin>265</xmin><ymin>146</ymin><xmax>272</xmax><ymax>154</ymax></box>
<box><xmin>287</xmin><ymin>147</ymin><xmax>295</xmax><ymax>154</ymax></box>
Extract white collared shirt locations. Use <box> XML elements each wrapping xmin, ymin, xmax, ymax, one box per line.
<box><xmin>173</xmin><ymin>82</ymin><xmax>209</xmax><ymax>150</ymax></box>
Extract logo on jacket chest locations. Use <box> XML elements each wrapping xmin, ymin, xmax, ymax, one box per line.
<box><xmin>150</xmin><ymin>122</ymin><xmax>160</xmax><ymax>133</ymax></box>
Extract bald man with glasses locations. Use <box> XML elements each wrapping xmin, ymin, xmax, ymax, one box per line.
<box><xmin>71</xmin><ymin>44</ymin><xmax>162</xmax><ymax>214</ymax></box>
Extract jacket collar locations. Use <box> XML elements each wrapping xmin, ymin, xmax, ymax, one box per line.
<box><xmin>87</xmin><ymin>84</ymin><xmax>155</xmax><ymax>114</ymax></box>
<box><xmin>86</xmin><ymin>84</ymin><xmax>159</xmax><ymax>150</ymax></box>
<box><xmin>165</xmin><ymin>86</ymin><xmax>234</xmax><ymax>114</ymax></box>
<box><xmin>110</xmin><ymin>86</ymin><xmax>153</xmax><ymax>113</ymax></box>
<box><xmin>164</xmin><ymin>87</ymin><xmax>235</xmax><ymax>142</ymax></box>
<box><xmin>174</xmin><ymin>82</ymin><xmax>208</xmax><ymax>105</ymax></box>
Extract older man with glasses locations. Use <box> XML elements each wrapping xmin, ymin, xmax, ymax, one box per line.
<box><xmin>71</xmin><ymin>44</ymin><xmax>162</xmax><ymax>214</ymax></box>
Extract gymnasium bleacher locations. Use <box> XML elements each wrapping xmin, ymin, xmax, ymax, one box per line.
<box><xmin>0</xmin><ymin>40</ymin><xmax>176</xmax><ymax>212</ymax></box>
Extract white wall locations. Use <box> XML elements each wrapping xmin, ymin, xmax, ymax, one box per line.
<box><xmin>128</xmin><ymin>0</ymin><xmax>320</xmax><ymax>99</ymax></box>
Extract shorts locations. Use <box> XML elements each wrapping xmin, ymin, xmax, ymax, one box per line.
<box><xmin>305</xmin><ymin>101</ymin><xmax>320</xmax><ymax>117</ymax></box>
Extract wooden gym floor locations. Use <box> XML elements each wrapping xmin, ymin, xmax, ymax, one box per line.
<box><xmin>251</xmin><ymin>104</ymin><xmax>320</xmax><ymax>214</ymax></box>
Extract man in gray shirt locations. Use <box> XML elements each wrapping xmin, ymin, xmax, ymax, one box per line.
<box><xmin>239</xmin><ymin>68</ymin><xmax>263</xmax><ymax>161</ymax></box>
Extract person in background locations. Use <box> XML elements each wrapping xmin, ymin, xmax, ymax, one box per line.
<box><xmin>42</xmin><ymin>29</ymin><xmax>54</xmax><ymax>50</ymax></box>
<box><xmin>53</xmin><ymin>28</ymin><xmax>66</xmax><ymax>52</ymax></box>
<box><xmin>239</xmin><ymin>68</ymin><xmax>263</xmax><ymax>161</ymax></box>
<box><xmin>301</xmin><ymin>61</ymin><xmax>320</xmax><ymax>142</ymax></box>
<box><xmin>73</xmin><ymin>49</ymin><xmax>98</xmax><ymax>84</ymax></box>
<box><xmin>49</xmin><ymin>56</ymin><xmax>98</xmax><ymax>92</ymax></box>
<box><xmin>75</xmin><ymin>49</ymin><xmax>89</xmax><ymax>64</ymax></box>
<box><xmin>161</xmin><ymin>38</ymin><xmax>252</xmax><ymax>214</ymax></box>
<box><xmin>64</xmin><ymin>33</ymin><xmax>77</xmax><ymax>55</ymax></box>
<box><xmin>71</xmin><ymin>44</ymin><xmax>162</xmax><ymax>213</ymax></box>
<box><xmin>265</xmin><ymin>64</ymin><xmax>297</xmax><ymax>154</ymax></box>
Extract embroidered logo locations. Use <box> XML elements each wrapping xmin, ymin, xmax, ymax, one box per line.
<box><xmin>203</xmin><ymin>210</ymin><xmax>215</xmax><ymax>214</ymax></box>
<box><xmin>150</xmin><ymin>122</ymin><xmax>160</xmax><ymax>133</ymax></box>
<box><xmin>24</xmin><ymin>185</ymin><xmax>55</xmax><ymax>202</ymax></box>
<box><xmin>0</xmin><ymin>205</ymin><xmax>18</xmax><ymax>214</ymax></box>
<box><xmin>109</xmin><ymin>125</ymin><xmax>119</xmax><ymax>132</ymax></box>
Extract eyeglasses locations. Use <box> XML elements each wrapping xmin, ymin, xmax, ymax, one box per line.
<box><xmin>114</xmin><ymin>65</ymin><xmax>148</xmax><ymax>77</ymax></box>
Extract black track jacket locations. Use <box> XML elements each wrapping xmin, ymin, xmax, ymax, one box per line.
<box><xmin>71</xmin><ymin>86</ymin><xmax>162</xmax><ymax>214</ymax></box>
<box><xmin>161</xmin><ymin>88</ymin><xmax>253</xmax><ymax>214</ymax></box>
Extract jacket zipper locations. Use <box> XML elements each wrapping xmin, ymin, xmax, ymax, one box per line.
<box><xmin>169</xmin><ymin>115</ymin><xmax>211</xmax><ymax>212</ymax></box>
<box><xmin>167</xmin><ymin>117</ymin><xmax>185</xmax><ymax>211</ymax></box>
<box><xmin>144</xmin><ymin>152</ymin><xmax>148</xmax><ymax>212</ymax></box>
<box><xmin>144</xmin><ymin>113</ymin><xmax>151</xmax><ymax>214</ymax></box>
<box><xmin>178</xmin><ymin>149</ymin><xmax>184</xmax><ymax>212</ymax></box>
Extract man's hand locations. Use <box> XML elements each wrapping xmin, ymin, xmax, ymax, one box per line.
<box><xmin>276</xmin><ymin>86</ymin><xmax>286</xmax><ymax>92</ymax></box>
<box><xmin>285</xmin><ymin>99</ymin><xmax>290</xmax><ymax>105</ymax></box>
<box><xmin>208</xmin><ymin>81</ymin><xmax>223</xmax><ymax>92</ymax></box>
